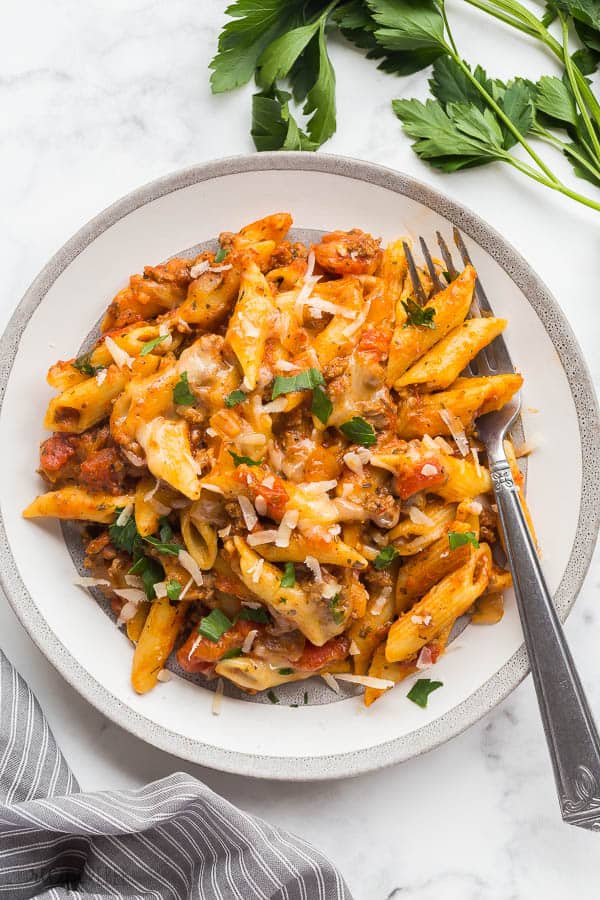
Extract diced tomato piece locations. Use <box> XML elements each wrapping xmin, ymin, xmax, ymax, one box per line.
<box><xmin>234</xmin><ymin>467</ymin><xmax>289</xmax><ymax>521</ymax></box>
<box><xmin>177</xmin><ymin>619</ymin><xmax>258</xmax><ymax>673</ymax></box>
<box><xmin>394</xmin><ymin>454</ymin><xmax>447</xmax><ymax>500</ymax></box>
<box><xmin>357</xmin><ymin>326</ymin><xmax>391</xmax><ymax>362</ymax></box>
<box><xmin>295</xmin><ymin>636</ymin><xmax>350</xmax><ymax>672</ymax></box>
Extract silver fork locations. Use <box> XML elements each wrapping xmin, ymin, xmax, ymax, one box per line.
<box><xmin>406</xmin><ymin>230</ymin><xmax>600</xmax><ymax>831</ymax></box>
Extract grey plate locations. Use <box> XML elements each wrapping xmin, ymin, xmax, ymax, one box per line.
<box><xmin>0</xmin><ymin>153</ymin><xmax>598</xmax><ymax>780</ymax></box>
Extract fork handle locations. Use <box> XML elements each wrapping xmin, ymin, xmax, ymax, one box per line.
<box><xmin>489</xmin><ymin>456</ymin><xmax>600</xmax><ymax>831</ymax></box>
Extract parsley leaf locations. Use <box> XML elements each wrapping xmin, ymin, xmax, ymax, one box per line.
<box><xmin>73</xmin><ymin>352</ymin><xmax>104</xmax><ymax>377</ymax></box>
<box><xmin>535</xmin><ymin>75</ymin><xmax>579</xmax><ymax>128</ymax></box>
<box><xmin>109</xmin><ymin>511</ymin><xmax>142</xmax><ymax>556</ymax></box>
<box><xmin>329</xmin><ymin>593</ymin><xmax>345</xmax><ymax>624</ymax></box>
<box><xmin>143</xmin><ymin>535</ymin><xmax>184</xmax><ymax>556</ymax></box>
<box><xmin>278</xmin><ymin>667</ymin><xmax>295</xmax><ymax>675</ymax></box>
<box><xmin>225</xmin><ymin>390</ymin><xmax>246</xmax><ymax>408</ymax></box>
<box><xmin>214</xmin><ymin>247</ymin><xmax>229</xmax><ymax>263</ymax></box>
<box><xmin>252</xmin><ymin>88</ymin><xmax>316</xmax><ymax>151</ymax></box>
<box><xmin>311</xmin><ymin>384</ymin><xmax>332</xmax><ymax>424</ymax></box>
<box><xmin>199</xmin><ymin>609</ymin><xmax>233</xmax><ymax>642</ymax></box>
<box><xmin>271</xmin><ymin>367</ymin><xmax>324</xmax><ymax>399</ymax></box>
<box><xmin>173</xmin><ymin>372</ymin><xmax>195</xmax><ymax>406</ymax></box>
<box><xmin>368</xmin><ymin>0</ymin><xmax>447</xmax><ymax>53</ymax></box>
<box><xmin>339</xmin><ymin>417</ymin><xmax>377</xmax><ymax>447</ymax></box>
<box><xmin>140</xmin><ymin>334</ymin><xmax>169</xmax><ymax>356</ymax></box>
<box><xmin>407</xmin><ymin>677</ymin><xmax>443</xmax><ymax>708</ymax></box>
<box><xmin>373</xmin><ymin>546</ymin><xmax>400</xmax><ymax>570</ymax></box>
<box><xmin>402</xmin><ymin>297</ymin><xmax>436</xmax><ymax>328</ymax></box>
<box><xmin>448</xmin><ymin>531</ymin><xmax>480</xmax><ymax>550</ymax></box>
<box><xmin>228</xmin><ymin>449</ymin><xmax>263</xmax><ymax>467</ymax></box>
<box><xmin>128</xmin><ymin>553</ymin><xmax>165</xmax><ymax>600</ymax></box>
<box><xmin>281</xmin><ymin>562</ymin><xmax>296</xmax><ymax>588</ymax></box>
<box><xmin>237</xmin><ymin>606</ymin><xmax>271</xmax><ymax>624</ymax></box>
<box><xmin>166</xmin><ymin>579</ymin><xmax>182</xmax><ymax>602</ymax></box>
<box><xmin>221</xmin><ymin>647</ymin><xmax>243</xmax><ymax>659</ymax></box>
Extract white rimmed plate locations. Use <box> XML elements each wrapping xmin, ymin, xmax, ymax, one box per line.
<box><xmin>1</xmin><ymin>153</ymin><xmax>598</xmax><ymax>780</ymax></box>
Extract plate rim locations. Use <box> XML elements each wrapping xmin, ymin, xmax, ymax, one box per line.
<box><xmin>1</xmin><ymin>151</ymin><xmax>598</xmax><ymax>780</ymax></box>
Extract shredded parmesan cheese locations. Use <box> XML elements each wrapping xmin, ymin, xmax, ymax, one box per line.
<box><xmin>157</xmin><ymin>669</ymin><xmax>172</xmax><ymax>683</ymax></box>
<box><xmin>304</xmin><ymin>555</ymin><xmax>322</xmax><ymax>583</ymax></box>
<box><xmin>179</xmin><ymin>577</ymin><xmax>194</xmax><ymax>600</ymax></box>
<box><xmin>409</xmin><ymin>505</ymin><xmax>435</xmax><ymax>527</ymax></box>
<box><xmin>261</xmin><ymin>398</ymin><xmax>289</xmax><ymax>414</ymax></box>
<box><xmin>212</xmin><ymin>678</ymin><xmax>224</xmax><ymax>716</ymax></box>
<box><xmin>275</xmin><ymin>508</ymin><xmax>299</xmax><ymax>548</ymax></box>
<box><xmin>321</xmin><ymin>582</ymin><xmax>341</xmax><ymax>599</ymax></box>
<box><xmin>349</xmin><ymin>640</ymin><xmax>360</xmax><ymax>656</ymax></box>
<box><xmin>104</xmin><ymin>336</ymin><xmax>134</xmax><ymax>370</ymax></box>
<box><xmin>247</xmin><ymin>530</ymin><xmax>279</xmax><ymax>546</ymax></box>
<box><xmin>439</xmin><ymin>408</ymin><xmax>470</xmax><ymax>456</ymax></box>
<box><xmin>298</xmin><ymin>480</ymin><xmax>337</xmax><ymax>494</ymax></box>
<box><xmin>122</xmin><ymin>449</ymin><xmax>145</xmax><ymax>467</ymax></box>
<box><xmin>115</xmin><ymin>503</ymin><xmax>134</xmax><ymax>527</ymax></box>
<box><xmin>218</xmin><ymin>524</ymin><xmax>232</xmax><ymax>539</ymax></box>
<box><xmin>125</xmin><ymin>574</ymin><xmax>144</xmax><ymax>589</ymax></box>
<box><xmin>238</xmin><ymin>495</ymin><xmax>258</xmax><ymax>530</ymax></box>
<box><xmin>95</xmin><ymin>369</ymin><xmax>107</xmax><ymax>386</ymax></box>
<box><xmin>335</xmin><ymin>674</ymin><xmax>395</xmax><ymax>689</ymax></box>
<box><xmin>250</xmin><ymin>558</ymin><xmax>264</xmax><ymax>584</ymax></box>
<box><xmin>242</xmin><ymin>629</ymin><xmax>258</xmax><ymax>654</ymax></box>
<box><xmin>262</xmin><ymin>475</ymin><xmax>275</xmax><ymax>489</ymax></box>
<box><xmin>202</xmin><ymin>483</ymin><xmax>224</xmax><ymax>495</ymax></box>
<box><xmin>178</xmin><ymin>550</ymin><xmax>203</xmax><ymax>585</ymax></box>
<box><xmin>153</xmin><ymin>581</ymin><xmax>167</xmax><ymax>598</ymax></box>
<box><xmin>144</xmin><ymin>481</ymin><xmax>159</xmax><ymax>503</ymax></box>
<box><xmin>274</xmin><ymin>359</ymin><xmax>299</xmax><ymax>372</ymax></box>
<box><xmin>321</xmin><ymin>673</ymin><xmax>340</xmax><ymax>693</ymax></box>
<box><xmin>117</xmin><ymin>601</ymin><xmax>139</xmax><ymax>625</ymax></box>
<box><xmin>208</xmin><ymin>263</ymin><xmax>233</xmax><ymax>273</ymax></box>
<box><xmin>254</xmin><ymin>495</ymin><xmax>268</xmax><ymax>517</ymax></box>
<box><xmin>471</xmin><ymin>446</ymin><xmax>482</xmax><ymax>476</ymax></box>
<box><xmin>113</xmin><ymin>588</ymin><xmax>146</xmax><ymax>604</ymax></box>
<box><xmin>73</xmin><ymin>577</ymin><xmax>110</xmax><ymax>587</ymax></box>
<box><xmin>187</xmin><ymin>633</ymin><xmax>202</xmax><ymax>660</ymax></box>
<box><xmin>189</xmin><ymin>259</ymin><xmax>210</xmax><ymax>278</ymax></box>
<box><xmin>416</xmin><ymin>646</ymin><xmax>434</xmax><ymax>670</ymax></box>
<box><xmin>420</xmin><ymin>463</ymin><xmax>438</xmax><ymax>477</ymax></box>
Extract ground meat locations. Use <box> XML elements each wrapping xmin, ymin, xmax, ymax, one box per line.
<box><xmin>79</xmin><ymin>447</ymin><xmax>126</xmax><ymax>495</ymax></box>
<box><xmin>269</xmin><ymin>241</ymin><xmax>308</xmax><ymax>268</ymax></box>
<box><xmin>39</xmin><ymin>434</ymin><xmax>77</xmax><ymax>483</ymax></box>
<box><xmin>480</xmin><ymin>504</ymin><xmax>498</xmax><ymax>544</ymax></box>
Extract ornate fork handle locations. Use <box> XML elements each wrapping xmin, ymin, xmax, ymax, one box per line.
<box><xmin>489</xmin><ymin>454</ymin><xmax>600</xmax><ymax>831</ymax></box>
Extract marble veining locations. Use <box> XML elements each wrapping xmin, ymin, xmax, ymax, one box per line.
<box><xmin>2</xmin><ymin>1</ymin><xmax>600</xmax><ymax>897</ymax></box>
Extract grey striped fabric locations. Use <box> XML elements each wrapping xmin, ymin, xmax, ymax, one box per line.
<box><xmin>0</xmin><ymin>651</ymin><xmax>353</xmax><ymax>899</ymax></box>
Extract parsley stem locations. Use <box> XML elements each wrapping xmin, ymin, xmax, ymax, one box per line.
<box><xmin>534</xmin><ymin>126</ymin><xmax>600</xmax><ymax>184</ymax></box>
<box><xmin>447</xmin><ymin>48</ymin><xmax>561</xmax><ymax>185</ymax></box>
<box><xmin>439</xmin><ymin>0</ymin><xmax>458</xmax><ymax>56</ymax></box>
<box><xmin>559</xmin><ymin>13</ymin><xmax>600</xmax><ymax>165</ymax></box>
<box><xmin>506</xmin><ymin>156</ymin><xmax>600</xmax><ymax>212</ymax></box>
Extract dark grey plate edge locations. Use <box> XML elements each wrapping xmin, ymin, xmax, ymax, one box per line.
<box><xmin>0</xmin><ymin>151</ymin><xmax>597</xmax><ymax>781</ymax></box>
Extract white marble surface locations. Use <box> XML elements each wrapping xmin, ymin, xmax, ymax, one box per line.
<box><xmin>2</xmin><ymin>1</ymin><xmax>600</xmax><ymax>897</ymax></box>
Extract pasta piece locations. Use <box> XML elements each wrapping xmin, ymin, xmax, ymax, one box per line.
<box><xmin>347</xmin><ymin>583</ymin><xmax>395</xmax><ymax>675</ymax></box>
<box><xmin>23</xmin><ymin>486</ymin><xmax>134</xmax><ymax>523</ymax></box>
<box><xmin>225</xmin><ymin>261</ymin><xmax>274</xmax><ymax>390</ymax></box>
<box><xmin>258</xmin><ymin>532</ymin><xmax>368</xmax><ymax>569</ymax></box>
<box><xmin>181</xmin><ymin>508</ymin><xmax>218</xmax><ymax>570</ymax></box>
<box><xmin>137</xmin><ymin>417</ymin><xmax>201</xmax><ymax>500</ymax></box>
<box><xmin>47</xmin><ymin>360</ymin><xmax>87</xmax><ymax>391</ymax></box>
<box><xmin>134</xmin><ymin>476</ymin><xmax>160</xmax><ymax>537</ymax></box>
<box><xmin>380</xmin><ymin>239</ymin><xmax>408</xmax><ymax>321</ymax></box>
<box><xmin>233</xmin><ymin>536</ymin><xmax>348</xmax><ymax>645</ymax></box>
<box><xmin>131</xmin><ymin>597</ymin><xmax>187</xmax><ymax>694</ymax></box>
<box><xmin>215</xmin><ymin>657</ymin><xmax>306</xmax><ymax>692</ymax></box>
<box><xmin>177</xmin><ymin>267</ymin><xmax>241</xmax><ymax>329</ymax></box>
<box><xmin>364</xmin><ymin>623</ymin><xmax>453</xmax><ymax>706</ymax></box>
<box><xmin>386</xmin><ymin>265</ymin><xmax>476</xmax><ymax>385</ymax></box>
<box><xmin>126</xmin><ymin>601</ymin><xmax>151</xmax><ymax>643</ymax></box>
<box><xmin>394</xmin><ymin>522</ymin><xmax>475</xmax><ymax>613</ymax></box>
<box><xmin>312</xmin><ymin>277</ymin><xmax>366</xmax><ymax>366</ymax></box>
<box><xmin>387</xmin><ymin>500</ymin><xmax>456</xmax><ymax>556</ymax></box>
<box><xmin>394</xmin><ymin>317</ymin><xmax>507</xmax><ymax>392</ymax></box>
<box><xmin>386</xmin><ymin>544</ymin><xmax>492</xmax><ymax>663</ymax></box>
<box><xmin>44</xmin><ymin>366</ymin><xmax>127</xmax><ymax>434</ymax></box>
<box><xmin>234</xmin><ymin>212</ymin><xmax>293</xmax><ymax>247</ymax></box>
<box><xmin>435</xmin><ymin>454</ymin><xmax>492</xmax><ymax>502</ymax></box>
<box><xmin>396</xmin><ymin>373</ymin><xmax>523</xmax><ymax>439</ymax></box>
<box><xmin>504</xmin><ymin>438</ymin><xmax>538</xmax><ymax>548</ymax></box>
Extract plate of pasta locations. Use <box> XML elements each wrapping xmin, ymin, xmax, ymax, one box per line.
<box><xmin>1</xmin><ymin>154</ymin><xmax>598</xmax><ymax>779</ymax></box>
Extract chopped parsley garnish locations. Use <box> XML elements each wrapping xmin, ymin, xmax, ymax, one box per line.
<box><xmin>143</xmin><ymin>535</ymin><xmax>183</xmax><ymax>556</ymax></box>
<box><xmin>373</xmin><ymin>546</ymin><xmax>400</xmax><ymax>570</ymax></box>
<box><xmin>311</xmin><ymin>384</ymin><xmax>333</xmax><ymax>425</ymax></box>
<box><xmin>165</xmin><ymin>579</ymin><xmax>182</xmax><ymax>602</ymax></box>
<box><xmin>278</xmin><ymin>667</ymin><xmax>294</xmax><ymax>675</ymax></box>
<box><xmin>225</xmin><ymin>389</ymin><xmax>246</xmax><ymax>408</ymax></box>
<box><xmin>158</xmin><ymin>517</ymin><xmax>173</xmax><ymax>543</ymax></box>
<box><xmin>73</xmin><ymin>352</ymin><xmax>105</xmax><ymax>377</ymax></box>
<box><xmin>214</xmin><ymin>247</ymin><xmax>229</xmax><ymax>264</ymax></box>
<box><xmin>110</xmin><ymin>511</ymin><xmax>142</xmax><ymax>555</ymax></box>
<box><xmin>220</xmin><ymin>647</ymin><xmax>243</xmax><ymax>660</ymax></box>
<box><xmin>237</xmin><ymin>606</ymin><xmax>270</xmax><ymax>624</ymax></box>
<box><xmin>140</xmin><ymin>334</ymin><xmax>169</xmax><ymax>356</ymax></box>
<box><xmin>173</xmin><ymin>372</ymin><xmax>195</xmax><ymax>406</ymax></box>
<box><xmin>228</xmin><ymin>449</ymin><xmax>263</xmax><ymax>467</ymax></box>
<box><xmin>448</xmin><ymin>531</ymin><xmax>480</xmax><ymax>550</ymax></box>
<box><xmin>407</xmin><ymin>678</ymin><xmax>443</xmax><ymax>709</ymax></box>
<box><xmin>329</xmin><ymin>593</ymin><xmax>345</xmax><ymax>624</ymax></box>
<box><xmin>402</xmin><ymin>298</ymin><xmax>436</xmax><ymax>329</ymax></box>
<box><xmin>267</xmin><ymin>690</ymin><xmax>279</xmax><ymax>704</ymax></box>
<box><xmin>271</xmin><ymin>367</ymin><xmax>324</xmax><ymax>400</ymax></box>
<box><xmin>339</xmin><ymin>417</ymin><xmax>377</xmax><ymax>447</ymax></box>
<box><xmin>442</xmin><ymin>270</ymin><xmax>451</xmax><ymax>284</ymax></box>
<box><xmin>127</xmin><ymin>554</ymin><xmax>164</xmax><ymax>600</ymax></box>
<box><xmin>199</xmin><ymin>609</ymin><xmax>232</xmax><ymax>642</ymax></box>
<box><xmin>280</xmin><ymin>562</ymin><xmax>296</xmax><ymax>588</ymax></box>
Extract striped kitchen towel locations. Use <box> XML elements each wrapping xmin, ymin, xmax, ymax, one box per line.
<box><xmin>0</xmin><ymin>651</ymin><xmax>353</xmax><ymax>899</ymax></box>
